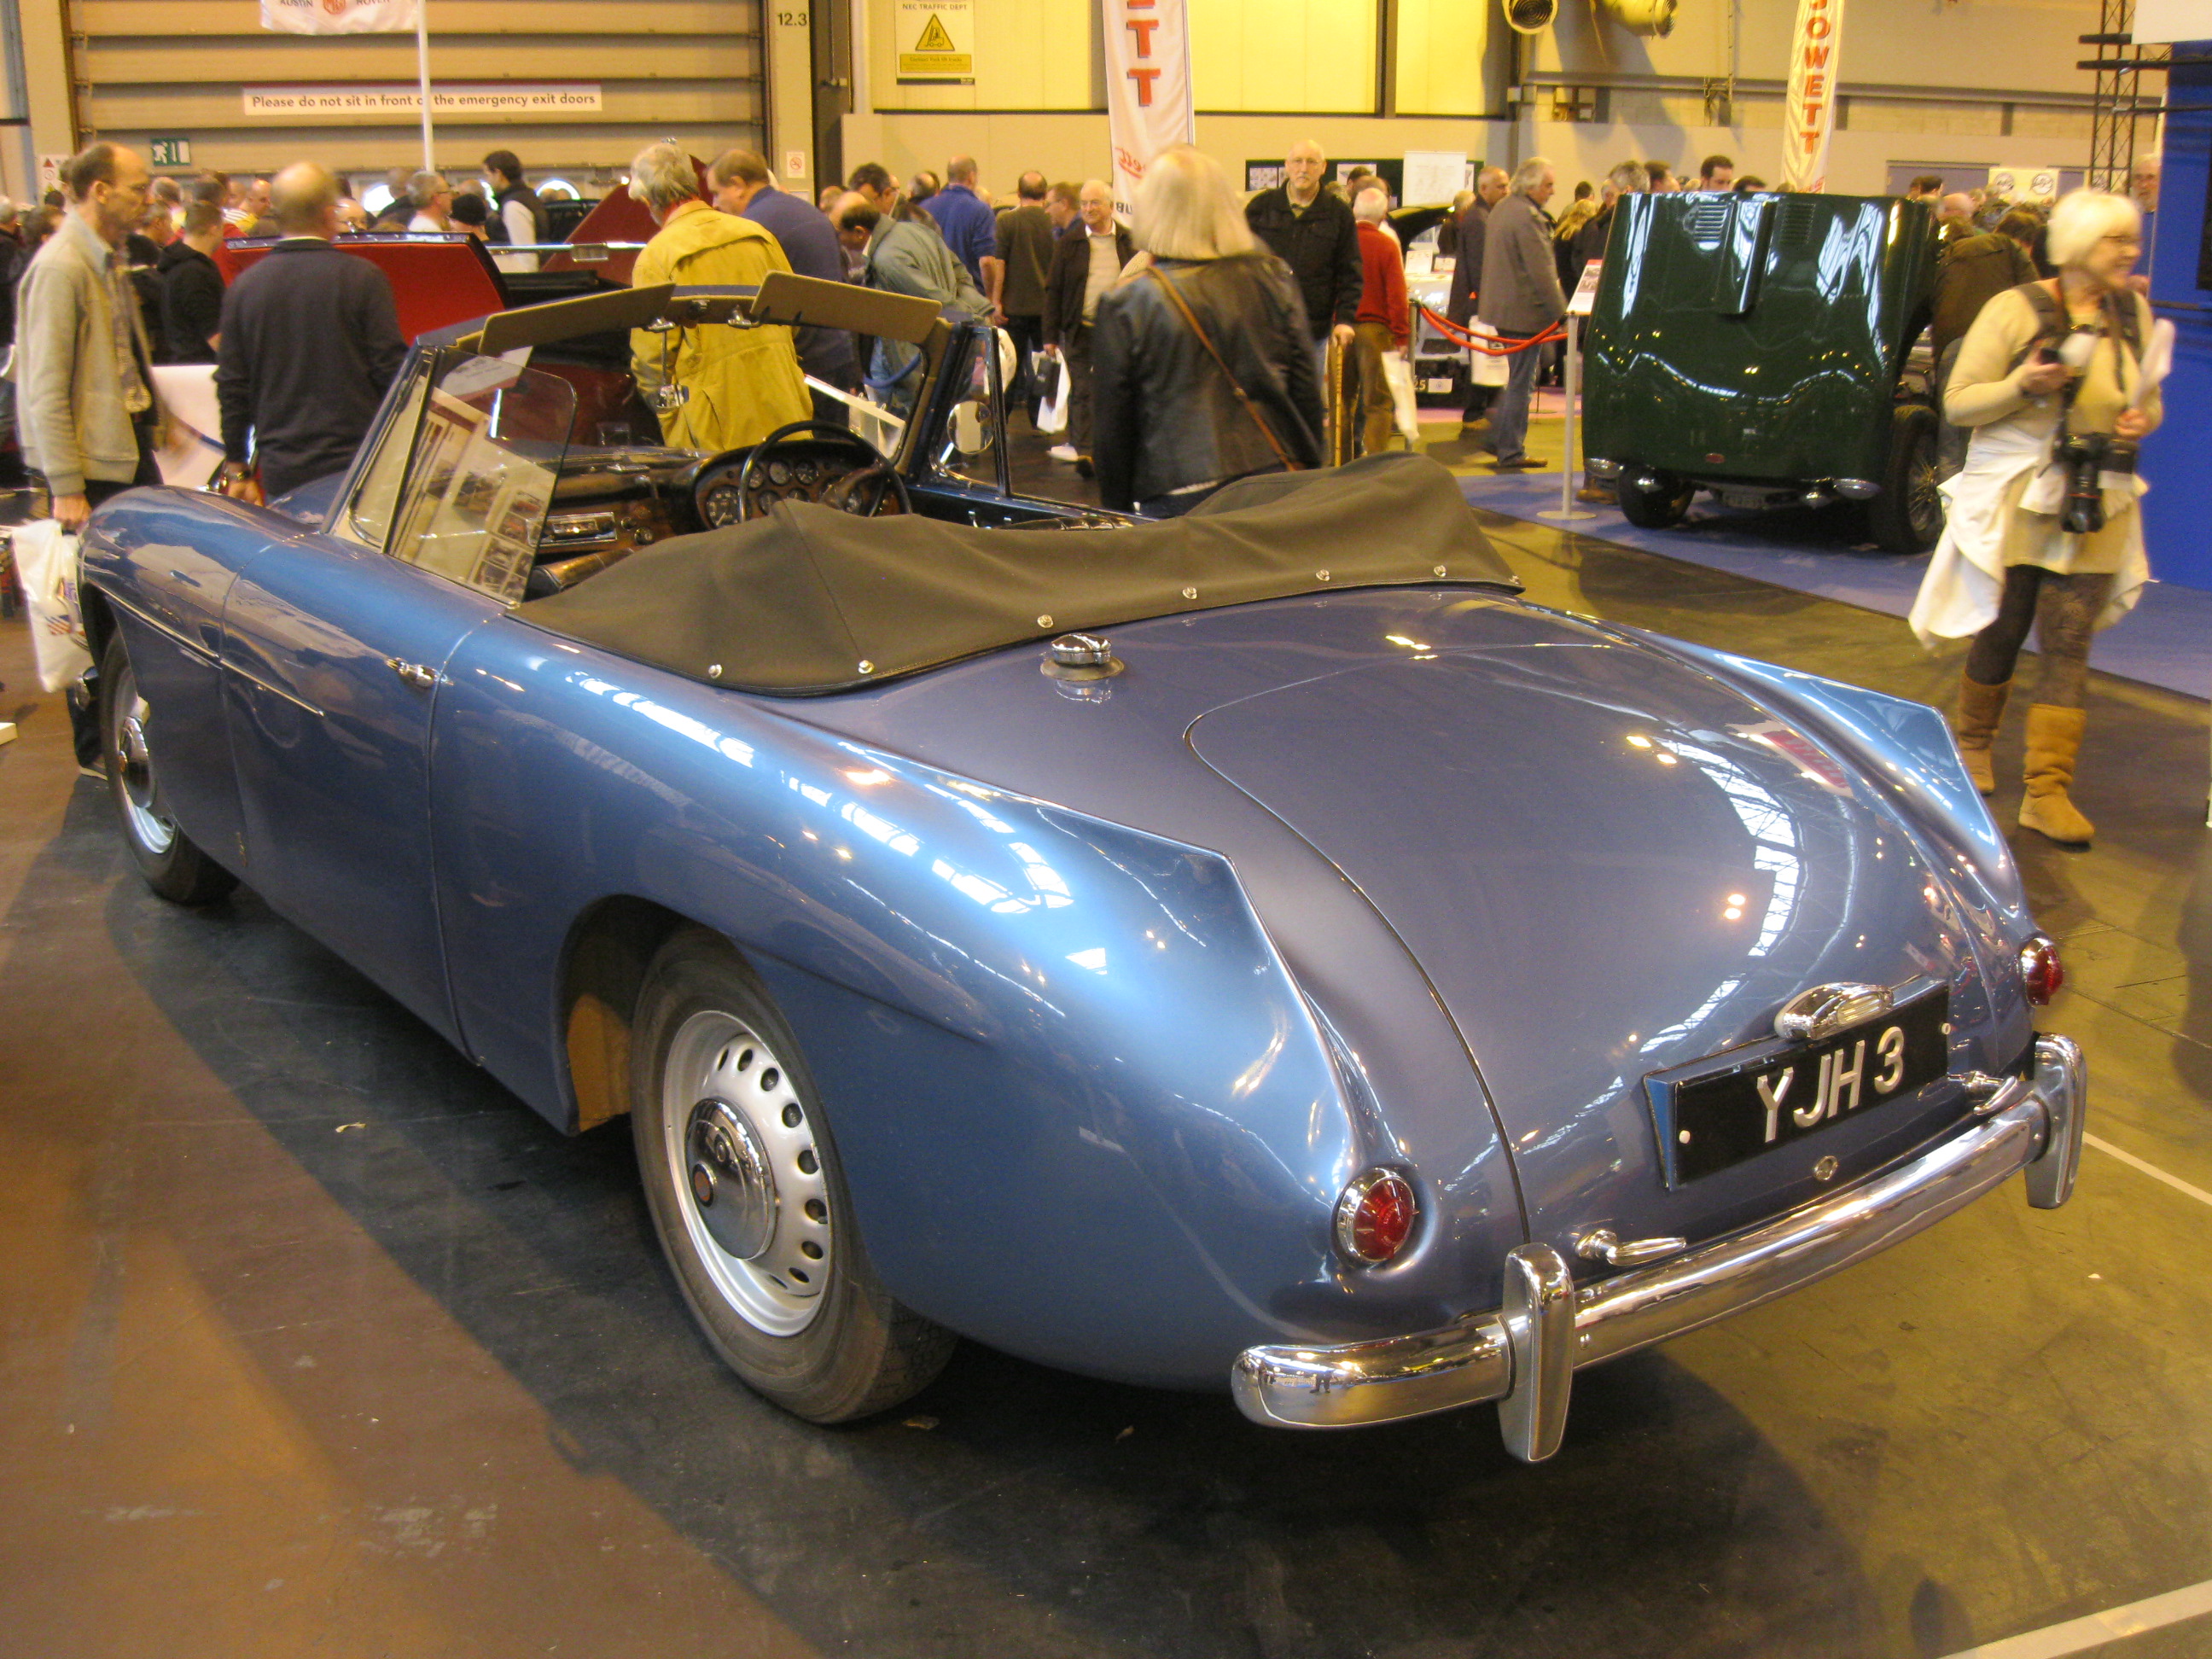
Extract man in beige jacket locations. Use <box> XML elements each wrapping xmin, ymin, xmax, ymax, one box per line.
<box><xmin>15</xmin><ymin>142</ymin><xmax>163</xmax><ymax>530</ymax></box>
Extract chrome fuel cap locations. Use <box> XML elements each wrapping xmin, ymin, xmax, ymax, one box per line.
<box><xmin>1042</xmin><ymin>632</ymin><xmax>1122</xmax><ymax>681</ymax></box>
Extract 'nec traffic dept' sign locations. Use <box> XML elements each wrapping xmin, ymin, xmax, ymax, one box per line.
<box><xmin>897</xmin><ymin>0</ymin><xmax>972</xmax><ymax>84</ymax></box>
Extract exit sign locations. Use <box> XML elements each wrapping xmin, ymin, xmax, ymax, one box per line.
<box><xmin>148</xmin><ymin>136</ymin><xmax>191</xmax><ymax>167</ymax></box>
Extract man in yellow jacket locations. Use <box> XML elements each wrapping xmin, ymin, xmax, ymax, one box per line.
<box><xmin>626</xmin><ymin>143</ymin><xmax>810</xmax><ymax>451</ymax></box>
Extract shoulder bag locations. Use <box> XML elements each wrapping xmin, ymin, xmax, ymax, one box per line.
<box><xmin>1143</xmin><ymin>266</ymin><xmax>1303</xmax><ymax>472</ymax></box>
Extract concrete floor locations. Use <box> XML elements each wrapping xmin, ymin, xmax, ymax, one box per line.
<box><xmin>6</xmin><ymin>451</ymin><xmax>2212</xmax><ymax>1658</ymax></box>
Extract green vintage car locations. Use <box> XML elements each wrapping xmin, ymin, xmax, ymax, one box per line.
<box><xmin>1580</xmin><ymin>190</ymin><xmax>1944</xmax><ymax>554</ymax></box>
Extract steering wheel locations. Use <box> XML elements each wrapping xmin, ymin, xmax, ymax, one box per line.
<box><xmin>706</xmin><ymin>420</ymin><xmax>908</xmax><ymax>526</ymax></box>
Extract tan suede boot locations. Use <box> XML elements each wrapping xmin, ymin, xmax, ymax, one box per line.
<box><xmin>1952</xmin><ymin>673</ymin><xmax>2010</xmax><ymax>795</ymax></box>
<box><xmin>2018</xmin><ymin>704</ymin><xmax>2094</xmax><ymax>845</ymax></box>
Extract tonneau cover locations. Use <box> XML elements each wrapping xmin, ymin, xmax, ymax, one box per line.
<box><xmin>519</xmin><ymin>453</ymin><xmax>1518</xmax><ymax>695</ymax></box>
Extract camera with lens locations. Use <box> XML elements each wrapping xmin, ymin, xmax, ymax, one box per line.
<box><xmin>2054</xmin><ymin>429</ymin><xmax>2137</xmax><ymax>536</ymax></box>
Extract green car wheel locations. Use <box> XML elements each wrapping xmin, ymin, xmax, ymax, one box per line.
<box><xmin>1866</xmin><ymin>403</ymin><xmax>1944</xmax><ymax>556</ymax></box>
<box><xmin>1616</xmin><ymin>473</ymin><xmax>1696</xmax><ymax>530</ymax></box>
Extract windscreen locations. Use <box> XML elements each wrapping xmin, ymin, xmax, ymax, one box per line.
<box><xmin>387</xmin><ymin>352</ymin><xmax>576</xmax><ymax>605</ymax></box>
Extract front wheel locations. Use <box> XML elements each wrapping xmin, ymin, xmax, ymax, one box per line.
<box><xmin>630</xmin><ymin>930</ymin><xmax>955</xmax><ymax>1422</ymax></box>
<box><xmin>1866</xmin><ymin>403</ymin><xmax>1944</xmax><ymax>555</ymax></box>
<box><xmin>1616</xmin><ymin>471</ymin><xmax>1695</xmax><ymax>529</ymax></box>
<box><xmin>99</xmin><ymin>632</ymin><xmax>237</xmax><ymax>905</ymax></box>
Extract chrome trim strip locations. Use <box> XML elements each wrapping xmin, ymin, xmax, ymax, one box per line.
<box><xmin>102</xmin><ymin>592</ymin><xmax>217</xmax><ymax>666</ymax></box>
<box><xmin>224</xmin><ymin>657</ymin><xmax>326</xmax><ymax>719</ymax></box>
<box><xmin>1231</xmin><ymin>1036</ymin><xmax>2085</xmax><ymax>1449</ymax></box>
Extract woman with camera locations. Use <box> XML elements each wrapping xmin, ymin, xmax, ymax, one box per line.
<box><xmin>1910</xmin><ymin>188</ymin><xmax>2162</xmax><ymax>847</ymax></box>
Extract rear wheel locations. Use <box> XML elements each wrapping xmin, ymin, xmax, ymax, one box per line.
<box><xmin>630</xmin><ymin>930</ymin><xmax>955</xmax><ymax>1422</ymax></box>
<box><xmin>99</xmin><ymin>632</ymin><xmax>237</xmax><ymax>905</ymax></box>
<box><xmin>1866</xmin><ymin>403</ymin><xmax>1943</xmax><ymax>554</ymax></box>
<box><xmin>1615</xmin><ymin>471</ymin><xmax>1695</xmax><ymax>529</ymax></box>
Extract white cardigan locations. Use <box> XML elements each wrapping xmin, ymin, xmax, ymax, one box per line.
<box><xmin>1907</xmin><ymin>416</ymin><xmax>2151</xmax><ymax>650</ymax></box>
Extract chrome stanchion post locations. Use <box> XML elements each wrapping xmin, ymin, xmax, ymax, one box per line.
<box><xmin>1538</xmin><ymin>315</ymin><xmax>1595</xmax><ymax>523</ymax></box>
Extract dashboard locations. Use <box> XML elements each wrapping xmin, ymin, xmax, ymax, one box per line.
<box><xmin>522</xmin><ymin>437</ymin><xmax>899</xmax><ymax>597</ymax></box>
<box><xmin>694</xmin><ymin>436</ymin><xmax>899</xmax><ymax>528</ymax></box>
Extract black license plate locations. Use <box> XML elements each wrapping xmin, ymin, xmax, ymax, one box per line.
<box><xmin>1653</xmin><ymin>988</ymin><xmax>1951</xmax><ymax>1185</ymax></box>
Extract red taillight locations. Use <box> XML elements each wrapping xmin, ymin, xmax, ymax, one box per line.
<box><xmin>2019</xmin><ymin>936</ymin><xmax>2064</xmax><ymax>1005</ymax></box>
<box><xmin>1335</xmin><ymin>1170</ymin><xmax>1417</xmax><ymax>1266</ymax></box>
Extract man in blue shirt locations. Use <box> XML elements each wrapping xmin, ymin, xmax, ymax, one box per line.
<box><xmin>928</xmin><ymin>155</ymin><xmax>998</xmax><ymax>288</ymax></box>
<box><xmin>709</xmin><ymin>148</ymin><xmax>860</xmax><ymax>410</ymax></box>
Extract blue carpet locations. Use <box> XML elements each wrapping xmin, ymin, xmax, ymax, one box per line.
<box><xmin>1458</xmin><ymin>471</ymin><xmax>2212</xmax><ymax>701</ymax></box>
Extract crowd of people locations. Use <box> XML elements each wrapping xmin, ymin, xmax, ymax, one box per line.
<box><xmin>0</xmin><ymin>133</ymin><xmax>2165</xmax><ymax>631</ymax></box>
<box><xmin>0</xmin><ymin>129</ymin><xmax>2168</xmax><ymax>845</ymax></box>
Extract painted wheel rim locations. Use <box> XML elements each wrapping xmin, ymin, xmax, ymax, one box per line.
<box><xmin>661</xmin><ymin>1010</ymin><xmax>831</xmax><ymax>1336</ymax></box>
<box><xmin>108</xmin><ymin>665</ymin><xmax>176</xmax><ymax>856</ymax></box>
<box><xmin>1907</xmin><ymin>429</ymin><xmax>1943</xmax><ymax>542</ymax></box>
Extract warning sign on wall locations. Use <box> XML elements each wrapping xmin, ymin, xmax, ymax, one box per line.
<box><xmin>896</xmin><ymin>0</ymin><xmax>972</xmax><ymax>84</ymax></box>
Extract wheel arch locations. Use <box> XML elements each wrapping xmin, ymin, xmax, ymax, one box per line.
<box><xmin>79</xmin><ymin>582</ymin><xmax>118</xmax><ymax>669</ymax></box>
<box><xmin>556</xmin><ymin>894</ymin><xmax>726</xmax><ymax>1132</ymax></box>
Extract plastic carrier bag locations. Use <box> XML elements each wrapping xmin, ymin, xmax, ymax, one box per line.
<box><xmin>1382</xmin><ymin>352</ymin><xmax>1421</xmax><ymax>443</ymax></box>
<box><xmin>1470</xmin><ymin>319</ymin><xmax>1511</xmax><ymax>389</ymax></box>
<box><xmin>13</xmin><ymin>518</ymin><xmax>93</xmax><ymax>692</ymax></box>
<box><xmin>1035</xmin><ymin>358</ymin><xmax>1070</xmax><ymax>435</ymax></box>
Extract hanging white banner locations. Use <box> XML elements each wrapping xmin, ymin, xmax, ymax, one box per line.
<box><xmin>1103</xmin><ymin>0</ymin><xmax>1195</xmax><ymax>219</ymax></box>
<box><xmin>1780</xmin><ymin>0</ymin><xmax>1845</xmax><ymax>193</ymax></box>
<box><xmin>261</xmin><ymin>0</ymin><xmax>420</xmax><ymax>34</ymax></box>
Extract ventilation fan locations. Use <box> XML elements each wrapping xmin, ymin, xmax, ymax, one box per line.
<box><xmin>1504</xmin><ymin>0</ymin><xmax>1558</xmax><ymax>34</ymax></box>
<box><xmin>1601</xmin><ymin>0</ymin><xmax>1678</xmax><ymax>35</ymax></box>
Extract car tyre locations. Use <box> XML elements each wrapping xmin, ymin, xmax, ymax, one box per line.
<box><xmin>1867</xmin><ymin>402</ymin><xmax>1944</xmax><ymax>555</ymax></box>
<box><xmin>99</xmin><ymin>632</ymin><xmax>238</xmax><ymax>906</ymax></box>
<box><xmin>631</xmin><ymin>929</ymin><xmax>955</xmax><ymax>1423</ymax></box>
<box><xmin>1615</xmin><ymin>471</ymin><xmax>1695</xmax><ymax>529</ymax></box>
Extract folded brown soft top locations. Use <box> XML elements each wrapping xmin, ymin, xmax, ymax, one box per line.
<box><xmin>519</xmin><ymin>452</ymin><xmax>1519</xmax><ymax>696</ymax></box>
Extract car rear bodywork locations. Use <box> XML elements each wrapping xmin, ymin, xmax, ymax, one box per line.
<box><xmin>1582</xmin><ymin>191</ymin><xmax>1937</xmax><ymax>491</ymax></box>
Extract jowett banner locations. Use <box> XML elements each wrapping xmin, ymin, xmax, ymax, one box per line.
<box><xmin>1780</xmin><ymin>0</ymin><xmax>1845</xmax><ymax>193</ymax></box>
<box><xmin>261</xmin><ymin>0</ymin><xmax>420</xmax><ymax>34</ymax></box>
<box><xmin>1103</xmin><ymin>0</ymin><xmax>1194</xmax><ymax>218</ymax></box>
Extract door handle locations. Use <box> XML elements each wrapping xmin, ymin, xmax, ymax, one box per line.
<box><xmin>387</xmin><ymin>657</ymin><xmax>441</xmax><ymax>690</ymax></box>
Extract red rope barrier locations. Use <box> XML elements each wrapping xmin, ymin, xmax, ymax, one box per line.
<box><xmin>1415</xmin><ymin>305</ymin><xmax>1565</xmax><ymax>354</ymax></box>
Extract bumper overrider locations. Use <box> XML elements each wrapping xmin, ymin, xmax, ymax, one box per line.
<box><xmin>1232</xmin><ymin>1035</ymin><xmax>2086</xmax><ymax>1460</ymax></box>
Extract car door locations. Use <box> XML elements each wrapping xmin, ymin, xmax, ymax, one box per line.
<box><xmin>221</xmin><ymin>349</ymin><xmax>573</xmax><ymax>1041</ymax></box>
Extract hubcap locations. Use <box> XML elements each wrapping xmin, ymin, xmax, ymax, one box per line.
<box><xmin>661</xmin><ymin>1011</ymin><xmax>832</xmax><ymax>1336</ymax></box>
<box><xmin>108</xmin><ymin>670</ymin><xmax>176</xmax><ymax>855</ymax></box>
<box><xmin>684</xmin><ymin>1097</ymin><xmax>777</xmax><ymax>1260</ymax></box>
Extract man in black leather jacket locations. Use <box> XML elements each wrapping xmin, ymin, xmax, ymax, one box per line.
<box><xmin>1041</xmin><ymin>182</ymin><xmax>1136</xmax><ymax>469</ymax></box>
<box><xmin>1090</xmin><ymin>148</ymin><xmax>1326</xmax><ymax>515</ymax></box>
<box><xmin>1243</xmin><ymin>141</ymin><xmax>1360</xmax><ymax>366</ymax></box>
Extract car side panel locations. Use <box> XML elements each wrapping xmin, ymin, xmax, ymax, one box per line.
<box><xmin>80</xmin><ymin>492</ymin><xmax>292</xmax><ymax>872</ymax></box>
<box><xmin>424</xmin><ymin>621</ymin><xmax>1510</xmax><ymax>1386</ymax></box>
<box><xmin>222</xmin><ymin>532</ymin><xmax>501</xmax><ymax>1045</ymax></box>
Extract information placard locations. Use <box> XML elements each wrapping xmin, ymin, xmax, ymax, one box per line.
<box><xmin>1568</xmin><ymin>259</ymin><xmax>1604</xmax><ymax>317</ymax></box>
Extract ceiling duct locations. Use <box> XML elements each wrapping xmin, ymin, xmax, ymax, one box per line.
<box><xmin>1600</xmin><ymin>0</ymin><xmax>1678</xmax><ymax>34</ymax></box>
<box><xmin>1503</xmin><ymin>0</ymin><xmax>1558</xmax><ymax>35</ymax></box>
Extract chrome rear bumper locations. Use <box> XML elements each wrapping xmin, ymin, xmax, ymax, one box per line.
<box><xmin>1231</xmin><ymin>1034</ymin><xmax>2085</xmax><ymax>1459</ymax></box>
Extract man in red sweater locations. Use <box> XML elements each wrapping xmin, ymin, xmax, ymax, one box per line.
<box><xmin>1351</xmin><ymin>186</ymin><xmax>1409</xmax><ymax>455</ymax></box>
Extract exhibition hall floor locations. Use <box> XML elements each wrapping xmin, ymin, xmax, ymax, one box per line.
<box><xmin>6</xmin><ymin>484</ymin><xmax>2212</xmax><ymax>1658</ymax></box>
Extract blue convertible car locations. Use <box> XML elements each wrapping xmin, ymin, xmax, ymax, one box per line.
<box><xmin>78</xmin><ymin>276</ymin><xmax>2084</xmax><ymax>1461</ymax></box>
